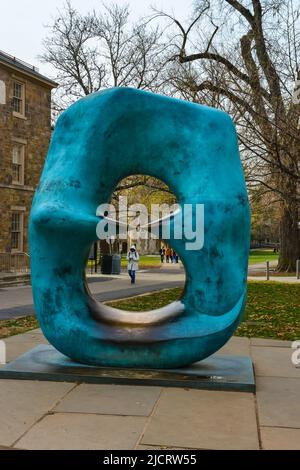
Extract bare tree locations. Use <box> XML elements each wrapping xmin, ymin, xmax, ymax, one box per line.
<box><xmin>42</xmin><ymin>1</ymin><xmax>167</xmax><ymax>110</ymax></box>
<box><xmin>42</xmin><ymin>1</ymin><xmax>171</xmax><ymax>197</ymax></box>
<box><xmin>42</xmin><ymin>0</ymin><xmax>300</xmax><ymax>269</ymax></box>
<box><xmin>158</xmin><ymin>0</ymin><xmax>300</xmax><ymax>271</ymax></box>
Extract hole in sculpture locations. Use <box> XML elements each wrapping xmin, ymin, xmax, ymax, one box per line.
<box><xmin>86</xmin><ymin>175</ymin><xmax>186</xmax><ymax>324</ymax></box>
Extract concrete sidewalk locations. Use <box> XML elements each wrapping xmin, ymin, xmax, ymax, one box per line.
<box><xmin>0</xmin><ymin>330</ymin><xmax>299</xmax><ymax>450</ymax></box>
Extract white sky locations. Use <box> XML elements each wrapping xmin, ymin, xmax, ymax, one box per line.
<box><xmin>0</xmin><ymin>0</ymin><xmax>192</xmax><ymax>79</ymax></box>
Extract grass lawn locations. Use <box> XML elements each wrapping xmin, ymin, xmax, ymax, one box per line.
<box><xmin>236</xmin><ymin>281</ymin><xmax>300</xmax><ymax>340</ymax></box>
<box><xmin>89</xmin><ymin>250</ymin><xmax>276</xmax><ymax>270</ymax></box>
<box><xmin>249</xmin><ymin>249</ymin><xmax>279</xmax><ymax>265</ymax></box>
<box><xmin>106</xmin><ymin>281</ymin><xmax>300</xmax><ymax>341</ymax></box>
<box><xmin>121</xmin><ymin>255</ymin><xmax>161</xmax><ymax>269</ymax></box>
<box><xmin>0</xmin><ymin>315</ymin><xmax>38</xmax><ymax>340</ymax></box>
<box><xmin>1</xmin><ymin>281</ymin><xmax>299</xmax><ymax>341</ymax></box>
<box><xmin>87</xmin><ymin>255</ymin><xmax>161</xmax><ymax>270</ymax></box>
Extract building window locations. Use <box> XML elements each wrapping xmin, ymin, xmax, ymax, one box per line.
<box><xmin>12</xmin><ymin>143</ymin><xmax>25</xmax><ymax>185</ymax></box>
<box><xmin>12</xmin><ymin>81</ymin><xmax>25</xmax><ymax>116</ymax></box>
<box><xmin>11</xmin><ymin>212</ymin><xmax>24</xmax><ymax>252</ymax></box>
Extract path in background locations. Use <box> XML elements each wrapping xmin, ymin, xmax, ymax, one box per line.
<box><xmin>0</xmin><ymin>262</ymin><xmax>299</xmax><ymax>321</ymax></box>
<box><xmin>248</xmin><ymin>261</ymin><xmax>278</xmax><ymax>273</ymax></box>
<box><xmin>248</xmin><ymin>260</ymin><xmax>300</xmax><ymax>282</ymax></box>
<box><xmin>0</xmin><ymin>268</ymin><xmax>185</xmax><ymax>320</ymax></box>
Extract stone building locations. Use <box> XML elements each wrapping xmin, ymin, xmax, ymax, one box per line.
<box><xmin>0</xmin><ymin>50</ymin><xmax>57</xmax><ymax>256</ymax></box>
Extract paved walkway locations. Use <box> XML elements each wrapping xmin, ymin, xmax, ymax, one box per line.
<box><xmin>0</xmin><ymin>268</ymin><xmax>184</xmax><ymax>320</ymax></box>
<box><xmin>0</xmin><ymin>330</ymin><xmax>299</xmax><ymax>449</ymax></box>
<box><xmin>248</xmin><ymin>275</ymin><xmax>300</xmax><ymax>283</ymax></box>
<box><xmin>0</xmin><ymin>265</ymin><xmax>299</xmax><ymax>320</ymax></box>
<box><xmin>248</xmin><ymin>260</ymin><xmax>278</xmax><ymax>272</ymax></box>
<box><xmin>248</xmin><ymin>261</ymin><xmax>300</xmax><ymax>282</ymax></box>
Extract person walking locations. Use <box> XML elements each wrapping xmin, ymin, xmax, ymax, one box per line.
<box><xmin>127</xmin><ymin>245</ymin><xmax>139</xmax><ymax>284</ymax></box>
<box><xmin>159</xmin><ymin>247</ymin><xmax>165</xmax><ymax>263</ymax></box>
<box><xmin>166</xmin><ymin>247</ymin><xmax>171</xmax><ymax>263</ymax></box>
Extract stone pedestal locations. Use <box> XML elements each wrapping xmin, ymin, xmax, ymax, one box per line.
<box><xmin>0</xmin><ymin>344</ymin><xmax>255</xmax><ymax>392</ymax></box>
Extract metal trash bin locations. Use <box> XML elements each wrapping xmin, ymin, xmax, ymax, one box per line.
<box><xmin>101</xmin><ymin>254</ymin><xmax>113</xmax><ymax>274</ymax></box>
<box><xmin>111</xmin><ymin>254</ymin><xmax>121</xmax><ymax>275</ymax></box>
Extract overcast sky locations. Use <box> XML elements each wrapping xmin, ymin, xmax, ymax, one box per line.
<box><xmin>1</xmin><ymin>0</ymin><xmax>191</xmax><ymax>78</ymax></box>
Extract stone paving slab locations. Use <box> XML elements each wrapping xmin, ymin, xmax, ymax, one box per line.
<box><xmin>257</xmin><ymin>377</ymin><xmax>300</xmax><ymax>428</ymax></box>
<box><xmin>250</xmin><ymin>338</ymin><xmax>292</xmax><ymax>348</ymax></box>
<box><xmin>0</xmin><ymin>380</ymin><xmax>74</xmax><ymax>447</ymax></box>
<box><xmin>141</xmin><ymin>388</ymin><xmax>259</xmax><ymax>450</ymax></box>
<box><xmin>0</xmin><ymin>445</ymin><xmax>17</xmax><ymax>450</ymax></box>
<box><xmin>218</xmin><ymin>336</ymin><xmax>250</xmax><ymax>356</ymax></box>
<box><xmin>15</xmin><ymin>413</ymin><xmax>147</xmax><ymax>450</ymax></box>
<box><xmin>137</xmin><ymin>445</ymin><xmax>188</xmax><ymax>450</ymax></box>
<box><xmin>4</xmin><ymin>341</ymin><xmax>44</xmax><ymax>363</ymax></box>
<box><xmin>256</xmin><ymin>377</ymin><xmax>300</xmax><ymax>428</ymax></box>
<box><xmin>54</xmin><ymin>383</ymin><xmax>162</xmax><ymax>416</ymax></box>
<box><xmin>251</xmin><ymin>346</ymin><xmax>300</xmax><ymax>378</ymax></box>
<box><xmin>260</xmin><ymin>426</ymin><xmax>300</xmax><ymax>450</ymax></box>
<box><xmin>16</xmin><ymin>330</ymin><xmax>47</xmax><ymax>341</ymax></box>
<box><xmin>2</xmin><ymin>331</ymin><xmax>48</xmax><ymax>363</ymax></box>
<box><xmin>1</xmin><ymin>328</ymin><xmax>299</xmax><ymax>450</ymax></box>
<box><xmin>3</xmin><ymin>329</ymin><xmax>46</xmax><ymax>343</ymax></box>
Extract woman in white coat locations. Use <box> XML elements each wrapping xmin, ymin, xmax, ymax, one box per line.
<box><xmin>127</xmin><ymin>245</ymin><xmax>139</xmax><ymax>284</ymax></box>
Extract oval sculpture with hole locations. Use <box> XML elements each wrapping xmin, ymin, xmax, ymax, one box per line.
<box><xmin>29</xmin><ymin>87</ymin><xmax>250</xmax><ymax>369</ymax></box>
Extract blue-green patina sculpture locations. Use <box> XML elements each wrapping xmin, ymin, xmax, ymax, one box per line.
<box><xmin>29</xmin><ymin>87</ymin><xmax>250</xmax><ymax>368</ymax></box>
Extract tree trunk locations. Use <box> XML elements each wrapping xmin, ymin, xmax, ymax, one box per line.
<box><xmin>277</xmin><ymin>202</ymin><xmax>300</xmax><ymax>272</ymax></box>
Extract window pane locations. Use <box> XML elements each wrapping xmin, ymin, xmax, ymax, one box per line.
<box><xmin>11</xmin><ymin>232</ymin><xmax>20</xmax><ymax>250</ymax></box>
<box><xmin>12</xmin><ymin>164</ymin><xmax>20</xmax><ymax>182</ymax></box>
<box><xmin>13</xmin><ymin>82</ymin><xmax>22</xmax><ymax>99</ymax></box>
<box><xmin>12</xmin><ymin>82</ymin><xmax>24</xmax><ymax>115</ymax></box>
<box><xmin>11</xmin><ymin>212</ymin><xmax>22</xmax><ymax>250</ymax></box>
<box><xmin>12</xmin><ymin>144</ymin><xmax>24</xmax><ymax>184</ymax></box>
<box><xmin>11</xmin><ymin>213</ymin><xmax>20</xmax><ymax>231</ymax></box>
<box><xmin>12</xmin><ymin>145</ymin><xmax>22</xmax><ymax>164</ymax></box>
<box><xmin>12</xmin><ymin>97</ymin><xmax>21</xmax><ymax>113</ymax></box>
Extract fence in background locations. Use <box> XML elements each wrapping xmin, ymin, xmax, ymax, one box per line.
<box><xmin>0</xmin><ymin>252</ymin><xmax>30</xmax><ymax>273</ymax></box>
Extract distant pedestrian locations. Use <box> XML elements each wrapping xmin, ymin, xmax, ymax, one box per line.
<box><xmin>127</xmin><ymin>245</ymin><xmax>139</xmax><ymax>284</ymax></box>
<box><xmin>159</xmin><ymin>247</ymin><xmax>165</xmax><ymax>263</ymax></box>
<box><xmin>172</xmin><ymin>250</ymin><xmax>178</xmax><ymax>263</ymax></box>
<box><xmin>166</xmin><ymin>247</ymin><xmax>171</xmax><ymax>263</ymax></box>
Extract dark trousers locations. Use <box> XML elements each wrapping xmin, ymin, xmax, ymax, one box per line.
<box><xmin>128</xmin><ymin>269</ymin><xmax>136</xmax><ymax>283</ymax></box>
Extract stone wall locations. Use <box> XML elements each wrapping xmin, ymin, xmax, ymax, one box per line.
<box><xmin>0</xmin><ymin>63</ymin><xmax>54</xmax><ymax>254</ymax></box>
